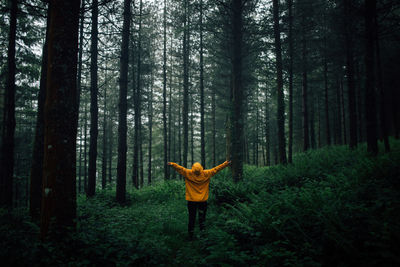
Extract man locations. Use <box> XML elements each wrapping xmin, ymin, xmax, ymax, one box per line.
<box><xmin>168</xmin><ymin>160</ymin><xmax>231</xmax><ymax>239</ymax></box>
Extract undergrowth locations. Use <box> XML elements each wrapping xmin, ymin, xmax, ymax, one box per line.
<box><xmin>1</xmin><ymin>140</ymin><xmax>400</xmax><ymax>266</ymax></box>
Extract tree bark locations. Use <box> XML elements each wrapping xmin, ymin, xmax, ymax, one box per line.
<box><xmin>77</xmin><ymin>0</ymin><xmax>85</xmax><ymax>193</ymax></box>
<box><xmin>77</xmin><ymin>0</ymin><xmax>85</xmax><ymax>113</ymax></box>
<box><xmin>375</xmin><ymin>16</ymin><xmax>390</xmax><ymax>152</ymax></box>
<box><xmin>182</xmin><ymin>0</ymin><xmax>190</xmax><ymax>167</ymax></box>
<box><xmin>365</xmin><ymin>0</ymin><xmax>378</xmax><ymax>155</ymax></box>
<box><xmin>163</xmin><ymin>0</ymin><xmax>169</xmax><ymax>179</ymax></box>
<box><xmin>101</xmin><ymin>65</ymin><xmax>108</xmax><ymax>190</ymax></box>
<box><xmin>323</xmin><ymin>8</ymin><xmax>331</xmax><ymax>147</ymax></box>
<box><xmin>344</xmin><ymin>0</ymin><xmax>358</xmax><ymax>149</ymax></box>
<box><xmin>287</xmin><ymin>0</ymin><xmax>294</xmax><ymax>163</ymax></box>
<box><xmin>148</xmin><ymin>70</ymin><xmax>154</xmax><ymax>185</ymax></box>
<box><xmin>1</xmin><ymin>0</ymin><xmax>17</xmax><ymax>208</ymax></box>
<box><xmin>200</xmin><ymin>0</ymin><xmax>206</xmax><ymax>168</ymax></box>
<box><xmin>272</xmin><ymin>0</ymin><xmax>287</xmax><ymax>164</ymax></box>
<box><xmin>40</xmin><ymin>0</ymin><xmax>80</xmax><ymax>240</ymax></box>
<box><xmin>265</xmin><ymin>88</ymin><xmax>270</xmax><ymax>166</ymax></box>
<box><xmin>87</xmin><ymin>0</ymin><xmax>99</xmax><ymax>197</ymax></box>
<box><xmin>340</xmin><ymin>78</ymin><xmax>347</xmax><ymax>144</ymax></box>
<box><xmin>116</xmin><ymin>0</ymin><xmax>131</xmax><ymax>203</ymax></box>
<box><xmin>231</xmin><ymin>0</ymin><xmax>244</xmax><ymax>182</ymax></box>
<box><xmin>30</xmin><ymin>4</ymin><xmax>50</xmax><ymax>220</ymax></box>
<box><xmin>133</xmin><ymin>0</ymin><xmax>143</xmax><ymax>189</ymax></box>
<box><xmin>301</xmin><ymin>14</ymin><xmax>309</xmax><ymax>151</ymax></box>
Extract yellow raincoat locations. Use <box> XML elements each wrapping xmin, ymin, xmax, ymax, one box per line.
<box><xmin>169</xmin><ymin>161</ymin><xmax>230</xmax><ymax>202</ymax></box>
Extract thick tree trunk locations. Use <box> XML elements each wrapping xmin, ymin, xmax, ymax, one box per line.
<box><xmin>87</xmin><ymin>0</ymin><xmax>99</xmax><ymax>197</ymax></box>
<box><xmin>30</xmin><ymin>5</ymin><xmax>50</xmax><ymax>220</ymax></box>
<box><xmin>1</xmin><ymin>0</ymin><xmax>17</xmax><ymax>208</ymax></box>
<box><xmin>365</xmin><ymin>0</ymin><xmax>378</xmax><ymax>155</ymax></box>
<box><xmin>116</xmin><ymin>0</ymin><xmax>131</xmax><ymax>203</ymax></box>
<box><xmin>231</xmin><ymin>0</ymin><xmax>244</xmax><ymax>182</ymax></box>
<box><xmin>272</xmin><ymin>0</ymin><xmax>287</xmax><ymax>164</ymax></box>
<box><xmin>40</xmin><ymin>0</ymin><xmax>80</xmax><ymax>240</ymax></box>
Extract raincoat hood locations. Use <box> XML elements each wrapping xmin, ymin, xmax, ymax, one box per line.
<box><xmin>192</xmin><ymin>162</ymin><xmax>203</xmax><ymax>176</ymax></box>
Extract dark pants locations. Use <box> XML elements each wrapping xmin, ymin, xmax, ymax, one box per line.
<box><xmin>187</xmin><ymin>201</ymin><xmax>207</xmax><ymax>238</ymax></box>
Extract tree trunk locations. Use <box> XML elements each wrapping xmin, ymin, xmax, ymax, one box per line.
<box><xmin>182</xmin><ymin>0</ymin><xmax>190</xmax><ymax>167</ymax></box>
<box><xmin>148</xmin><ymin>71</ymin><xmax>154</xmax><ymax>185</ymax></box>
<box><xmin>340</xmin><ymin>78</ymin><xmax>347</xmax><ymax>144</ymax></box>
<box><xmin>77</xmin><ymin>0</ymin><xmax>85</xmax><ymax>113</ymax></box>
<box><xmin>30</xmin><ymin>5</ymin><xmax>50</xmax><ymax>220</ymax></box>
<box><xmin>83</xmin><ymin>100</ymin><xmax>88</xmax><ymax>193</ymax></box>
<box><xmin>101</xmin><ymin>66</ymin><xmax>107</xmax><ymax>190</ymax></box>
<box><xmin>301</xmin><ymin>14</ymin><xmax>309</xmax><ymax>151</ymax></box>
<box><xmin>40</xmin><ymin>0</ymin><xmax>80</xmax><ymax>240</ymax></box>
<box><xmin>212</xmin><ymin>84</ymin><xmax>216</xmax><ymax>167</ymax></box>
<box><xmin>335</xmin><ymin>76</ymin><xmax>343</xmax><ymax>144</ymax></box>
<box><xmin>190</xmin><ymin>100</ymin><xmax>194</xmax><ymax>165</ymax></box>
<box><xmin>287</xmin><ymin>0</ymin><xmax>294</xmax><ymax>163</ymax></box>
<box><xmin>163</xmin><ymin>0</ymin><xmax>169</xmax><ymax>179</ymax></box>
<box><xmin>231</xmin><ymin>0</ymin><xmax>244</xmax><ymax>182</ymax></box>
<box><xmin>375</xmin><ymin>16</ymin><xmax>390</xmax><ymax>152</ymax></box>
<box><xmin>272</xmin><ymin>0</ymin><xmax>287</xmax><ymax>164</ymax></box>
<box><xmin>108</xmin><ymin>117</ymin><xmax>113</xmax><ymax>184</ymax></box>
<box><xmin>200</xmin><ymin>0</ymin><xmax>206</xmax><ymax>168</ymax></box>
<box><xmin>116</xmin><ymin>0</ymin><xmax>131</xmax><ymax>203</ymax></box>
<box><xmin>323</xmin><ymin>13</ymin><xmax>331</xmax><ymax>146</ymax></box>
<box><xmin>365</xmin><ymin>0</ymin><xmax>378</xmax><ymax>155</ymax></box>
<box><xmin>87</xmin><ymin>0</ymin><xmax>99</xmax><ymax>197</ymax></box>
<box><xmin>77</xmin><ymin>0</ymin><xmax>85</xmax><ymax>193</ymax></box>
<box><xmin>1</xmin><ymin>0</ymin><xmax>17</xmax><ymax>208</ymax></box>
<box><xmin>344</xmin><ymin>0</ymin><xmax>358</xmax><ymax>149</ymax></box>
<box><xmin>265</xmin><ymin>88</ymin><xmax>271</xmax><ymax>166</ymax></box>
<box><xmin>356</xmin><ymin>60</ymin><xmax>363</xmax><ymax>142</ymax></box>
<box><xmin>133</xmin><ymin>0</ymin><xmax>143</xmax><ymax>189</ymax></box>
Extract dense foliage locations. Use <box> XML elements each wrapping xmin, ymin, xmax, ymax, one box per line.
<box><xmin>1</xmin><ymin>140</ymin><xmax>399</xmax><ymax>266</ymax></box>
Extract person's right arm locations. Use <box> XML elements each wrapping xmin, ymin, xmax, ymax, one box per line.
<box><xmin>168</xmin><ymin>162</ymin><xmax>189</xmax><ymax>177</ymax></box>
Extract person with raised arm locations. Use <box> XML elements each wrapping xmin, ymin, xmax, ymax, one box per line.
<box><xmin>168</xmin><ymin>160</ymin><xmax>231</xmax><ymax>240</ymax></box>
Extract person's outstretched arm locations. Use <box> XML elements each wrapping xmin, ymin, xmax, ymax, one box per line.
<box><xmin>205</xmin><ymin>161</ymin><xmax>230</xmax><ymax>178</ymax></box>
<box><xmin>168</xmin><ymin>162</ymin><xmax>189</xmax><ymax>177</ymax></box>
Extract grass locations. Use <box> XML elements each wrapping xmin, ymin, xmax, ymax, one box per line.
<box><xmin>1</xmin><ymin>139</ymin><xmax>400</xmax><ymax>266</ymax></box>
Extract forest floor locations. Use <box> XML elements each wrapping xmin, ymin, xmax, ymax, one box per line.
<box><xmin>1</xmin><ymin>139</ymin><xmax>400</xmax><ymax>266</ymax></box>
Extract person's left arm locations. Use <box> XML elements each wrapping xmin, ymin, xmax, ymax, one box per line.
<box><xmin>204</xmin><ymin>160</ymin><xmax>230</xmax><ymax>178</ymax></box>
